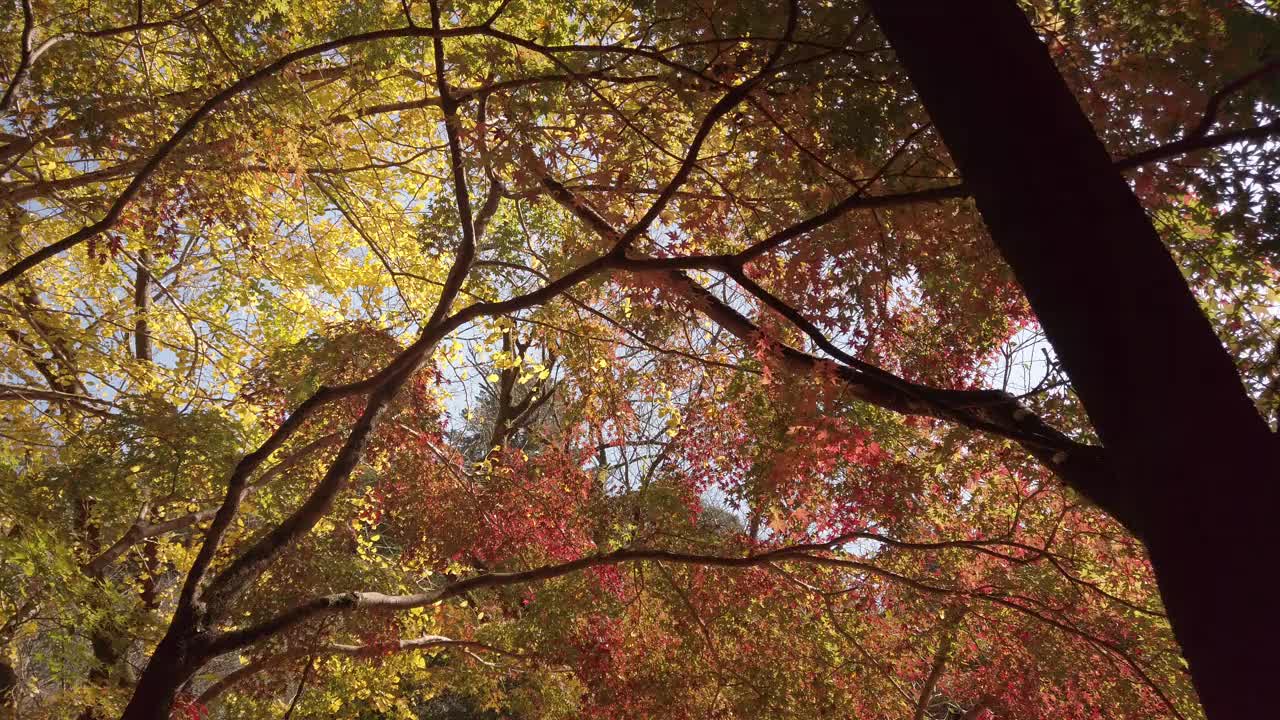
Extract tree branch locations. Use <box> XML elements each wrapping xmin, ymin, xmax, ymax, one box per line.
<box><xmin>197</xmin><ymin>635</ymin><xmax>525</xmax><ymax>705</ymax></box>
<box><xmin>83</xmin><ymin>432</ymin><xmax>342</xmax><ymax>574</ymax></box>
<box><xmin>531</xmin><ymin>164</ymin><xmax>1133</xmax><ymax>530</ymax></box>
<box><xmin>425</xmin><ymin>0</ymin><xmax>478</xmax><ymax>326</ymax></box>
<box><xmin>0</xmin><ymin>21</ymin><xmax>487</xmax><ymax>287</ymax></box>
<box><xmin>1190</xmin><ymin>58</ymin><xmax>1280</xmax><ymax>140</ymax></box>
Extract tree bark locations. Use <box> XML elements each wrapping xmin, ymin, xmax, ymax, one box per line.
<box><xmin>865</xmin><ymin>2</ymin><xmax>1278</xmax><ymax>718</ymax></box>
<box><xmin>0</xmin><ymin>659</ymin><xmax>16</xmax><ymax>719</ymax></box>
<box><xmin>119</xmin><ymin>620</ymin><xmax>205</xmax><ymax>720</ymax></box>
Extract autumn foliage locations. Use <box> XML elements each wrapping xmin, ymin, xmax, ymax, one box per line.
<box><xmin>1</xmin><ymin>1</ymin><xmax>1278</xmax><ymax>719</ymax></box>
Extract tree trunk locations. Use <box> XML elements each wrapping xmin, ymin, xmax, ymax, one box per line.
<box><xmin>0</xmin><ymin>659</ymin><xmax>16</xmax><ymax>720</ymax></box>
<box><xmin>864</xmin><ymin>2</ymin><xmax>1278</xmax><ymax>718</ymax></box>
<box><xmin>119</xmin><ymin>621</ymin><xmax>203</xmax><ymax>720</ymax></box>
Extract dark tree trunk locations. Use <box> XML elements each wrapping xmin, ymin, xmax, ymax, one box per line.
<box><xmin>0</xmin><ymin>659</ymin><xmax>16</xmax><ymax>719</ymax></box>
<box><xmin>865</xmin><ymin>2</ymin><xmax>1278</xmax><ymax>718</ymax></box>
<box><xmin>120</xmin><ymin>620</ymin><xmax>204</xmax><ymax>720</ymax></box>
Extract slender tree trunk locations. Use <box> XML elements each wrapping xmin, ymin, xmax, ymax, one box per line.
<box><xmin>134</xmin><ymin>250</ymin><xmax>152</xmax><ymax>364</ymax></box>
<box><xmin>78</xmin><ymin>256</ymin><xmax>160</xmax><ymax>720</ymax></box>
<box><xmin>865</xmin><ymin>2</ymin><xmax>1278</xmax><ymax>717</ymax></box>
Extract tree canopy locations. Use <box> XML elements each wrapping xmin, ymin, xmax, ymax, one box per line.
<box><xmin>1</xmin><ymin>1</ymin><xmax>1277</xmax><ymax>719</ymax></box>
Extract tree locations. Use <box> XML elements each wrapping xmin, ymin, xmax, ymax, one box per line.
<box><xmin>0</xmin><ymin>1</ymin><xmax>1276</xmax><ymax>719</ymax></box>
<box><xmin>865</xmin><ymin>2</ymin><xmax>1274</xmax><ymax>712</ymax></box>
<box><xmin>864</xmin><ymin>4</ymin><xmax>1279</xmax><ymax>718</ymax></box>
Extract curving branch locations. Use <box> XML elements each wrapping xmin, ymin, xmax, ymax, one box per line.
<box><xmin>1190</xmin><ymin>58</ymin><xmax>1280</xmax><ymax>140</ymax></box>
<box><xmin>198</xmin><ymin>358</ymin><xmax>434</xmax><ymax>620</ymax></box>
<box><xmin>424</xmin><ymin>0</ymin><xmax>479</xmax><ymax>326</ymax></box>
<box><xmin>0</xmin><ymin>21</ymin><xmax>488</xmax><ymax>288</ymax></box>
<box><xmin>1</xmin><ymin>0</ymin><xmax>221</xmax><ymax>115</ymax></box>
<box><xmin>4</xmin><ymin>15</ymin><xmax>1275</xmax><ymax>290</ymax></box>
<box><xmin>0</xmin><ymin>382</ymin><xmax>113</xmax><ymax>414</ymax></box>
<box><xmin>1116</xmin><ymin>118</ymin><xmax>1280</xmax><ymax>170</ymax></box>
<box><xmin>196</xmin><ymin>635</ymin><xmax>529</xmax><ymax>705</ymax></box>
<box><xmin>206</xmin><ymin>543</ymin><xmax>959</xmax><ymax>656</ymax></box>
<box><xmin>199</xmin><ymin>533</ymin><xmax>1181</xmax><ymax>720</ymax></box>
<box><xmin>614</xmin><ymin>0</ymin><xmax>799</xmax><ymax>252</ymax></box>
<box><xmin>82</xmin><ymin>432</ymin><xmax>342</xmax><ymax>575</ymax></box>
<box><xmin>0</xmin><ymin>0</ymin><xmax>37</xmax><ymax>116</ymax></box>
<box><xmin>529</xmin><ymin>164</ymin><xmax>1134</xmax><ymax>530</ymax></box>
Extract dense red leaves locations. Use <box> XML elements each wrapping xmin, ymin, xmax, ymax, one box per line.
<box><xmin>468</xmin><ymin>446</ymin><xmax>599</xmax><ymax>564</ymax></box>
